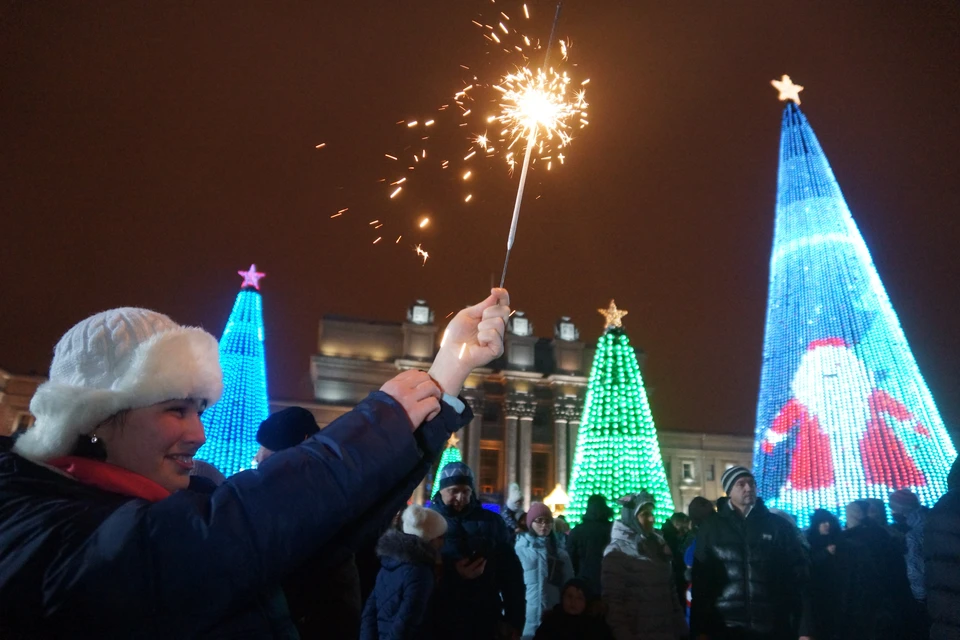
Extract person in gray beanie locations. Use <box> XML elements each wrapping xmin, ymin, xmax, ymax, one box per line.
<box><xmin>691</xmin><ymin>466</ymin><xmax>813</xmax><ymax>640</ymax></box>
<box><xmin>0</xmin><ymin>288</ymin><xmax>511</xmax><ymax>638</ymax></box>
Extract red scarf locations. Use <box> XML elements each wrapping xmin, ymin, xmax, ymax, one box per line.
<box><xmin>47</xmin><ymin>456</ymin><xmax>172</xmax><ymax>503</ymax></box>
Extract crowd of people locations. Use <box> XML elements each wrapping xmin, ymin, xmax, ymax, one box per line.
<box><xmin>0</xmin><ymin>289</ymin><xmax>958</xmax><ymax>640</ymax></box>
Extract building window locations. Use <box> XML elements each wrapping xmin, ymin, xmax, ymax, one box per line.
<box><xmin>682</xmin><ymin>461</ymin><xmax>695</xmax><ymax>481</ymax></box>
<box><xmin>664</xmin><ymin>460</ymin><xmax>672</xmax><ymax>480</ymax></box>
<box><xmin>479</xmin><ymin>448</ymin><xmax>502</xmax><ymax>496</ymax></box>
<box><xmin>707</xmin><ymin>464</ymin><xmax>715</xmax><ymax>481</ymax></box>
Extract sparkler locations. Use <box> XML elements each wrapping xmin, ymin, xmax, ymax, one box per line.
<box><xmin>321</xmin><ymin>0</ymin><xmax>589</xmax><ymax>268</ymax></box>
<box><xmin>498</xmin><ymin>0</ymin><xmax>578</xmax><ymax>287</ymax></box>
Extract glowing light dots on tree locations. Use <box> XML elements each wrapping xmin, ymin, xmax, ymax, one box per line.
<box><xmin>753</xmin><ymin>80</ymin><xmax>957</xmax><ymax>527</ymax></box>
<box><xmin>431</xmin><ymin>433</ymin><xmax>462</xmax><ymax>496</ymax></box>
<box><xmin>198</xmin><ymin>264</ymin><xmax>271</xmax><ymax>476</ymax></box>
<box><xmin>566</xmin><ymin>301</ymin><xmax>674</xmax><ymax>527</ymax></box>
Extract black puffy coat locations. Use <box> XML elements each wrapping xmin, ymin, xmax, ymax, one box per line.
<box><xmin>927</xmin><ymin>487</ymin><xmax>960</xmax><ymax>640</ymax></box>
<box><xmin>567</xmin><ymin>497</ymin><xmax>612</xmax><ymax>595</ymax></box>
<box><xmin>361</xmin><ymin>530</ymin><xmax>438</xmax><ymax>640</ymax></box>
<box><xmin>430</xmin><ymin>495</ymin><xmax>526</xmax><ymax>637</ymax></box>
<box><xmin>690</xmin><ymin>499</ymin><xmax>812</xmax><ymax>639</ymax></box>
<box><xmin>0</xmin><ymin>392</ymin><xmax>470</xmax><ymax>639</ymax></box>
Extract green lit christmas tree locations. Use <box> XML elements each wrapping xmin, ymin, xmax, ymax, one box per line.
<box><xmin>431</xmin><ymin>433</ymin><xmax>462</xmax><ymax>496</ymax></box>
<box><xmin>566</xmin><ymin>301</ymin><xmax>674</xmax><ymax>526</ymax></box>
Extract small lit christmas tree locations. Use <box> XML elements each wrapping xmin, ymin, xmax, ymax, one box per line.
<box><xmin>566</xmin><ymin>301</ymin><xmax>674</xmax><ymax>526</ymax></box>
<box><xmin>432</xmin><ymin>433</ymin><xmax>462</xmax><ymax>495</ymax></box>
<box><xmin>198</xmin><ymin>264</ymin><xmax>270</xmax><ymax>476</ymax></box>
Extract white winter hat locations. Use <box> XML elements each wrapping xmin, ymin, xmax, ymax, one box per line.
<box><xmin>506</xmin><ymin>482</ymin><xmax>523</xmax><ymax>510</ymax></box>
<box><xmin>402</xmin><ymin>504</ymin><xmax>448</xmax><ymax>541</ymax></box>
<box><xmin>15</xmin><ymin>308</ymin><xmax>223</xmax><ymax>462</ymax></box>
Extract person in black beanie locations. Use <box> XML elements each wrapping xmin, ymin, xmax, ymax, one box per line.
<box><xmin>257</xmin><ymin>406</ymin><xmax>362</xmax><ymax>640</ymax></box>
<box><xmin>254</xmin><ymin>406</ymin><xmax>320</xmax><ymax>466</ymax></box>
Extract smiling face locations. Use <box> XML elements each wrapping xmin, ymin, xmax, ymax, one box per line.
<box><xmin>95</xmin><ymin>399</ymin><xmax>207</xmax><ymax>492</ymax></box>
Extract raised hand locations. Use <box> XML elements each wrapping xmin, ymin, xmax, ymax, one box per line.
<box><xmin>380</xmin><ymin>370</ymin><xmax>442</xmax><ymax>430</ymax></box>
<box><xmin>429</xmin><ymin>288</ymin><xmax>510</xmax><ymax>396</ymax></box>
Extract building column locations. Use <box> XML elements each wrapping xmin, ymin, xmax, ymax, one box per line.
<box><xmin>464</xmin><ymin>396</ymin><xmax>483</xmax><ymax>475</ymax></box>
<box><xmin>504</xmin><ymin>414</ymin><xmax>519</xmax><ymax>493</ymax></box>
<box><xmin>520</xmin><ymin>415</ymin><xmax>534</xmax><ymax>510</ymax></box>
<box><xmin>554</xmin><ymin>418</ymin><xmax>569</xmax><ymax>489</ymax></box>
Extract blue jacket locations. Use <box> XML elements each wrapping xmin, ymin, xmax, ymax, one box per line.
<box><xmin>0</xmin><ymin>392</ymin><xmax>470</xmax><ymax>639</ymax></box>
<box><xmin>361</xmin><ymin>530</ymin><xmax>438</xmax><ymax>640</ymax></box>
<box><xmin>430</xmin><ymin>495</ymin><xmax>526</xmax><ymax>637</ymax></box>
<box><xmin>515</xmin><ymin>532</ymin><xmax>574</xmax><ymax>638</ymax></box>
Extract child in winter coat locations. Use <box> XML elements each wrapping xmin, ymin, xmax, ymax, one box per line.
<box><xmin>602</xmin><ymin>492</ymin><xmax>687</xmax><ymax>640</ymax></box>
<box><xmin>533</xmin><ymin>578</ymin><xmax>614</xmax><ymax>640</ymax></box>
<box><xmin>361</xmin><ymin>505</ymin><xmax>448</xmax><ymax>640</ymax></box>
<box><xmin>516</xmin><ymin>502</ymin><xmax>576</xmax><ymax>639</ymax></box>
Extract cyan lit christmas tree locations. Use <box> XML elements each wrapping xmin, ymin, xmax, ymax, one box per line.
<box><xmin>566</xmin><ymin>301</ymin><xmax>674</xmax><ymax>526</ymax></box>
<box><xmin>754</xmin><ymin>77</ymin><xmax>957</xmax><ymax>526</ymax></box>
<box><xmin>432</xmin><ymin>433</ymin><xmax>462</xmax><ymax>495</ymax></box>
<box><xmin>198</xmin><ymin>264</ymin><xmax>270</xmax><ymax>476</ymax></box>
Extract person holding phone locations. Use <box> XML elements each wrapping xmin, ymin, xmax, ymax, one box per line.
<box><xmin>430</xmin><ymin>461</ymin><xmax>526</xmax><ymax>639</ymax></box>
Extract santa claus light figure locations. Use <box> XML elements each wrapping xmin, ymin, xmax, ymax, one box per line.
<box><xmin>760</xmin><ymin>337</ymin><xmax>933</xmax><ymax>512</ymax></box>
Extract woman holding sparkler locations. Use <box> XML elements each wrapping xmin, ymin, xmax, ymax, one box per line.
<box><xmin>0</xmin><ymin>289</ymin><xmax>509</xmax><ymax>638</ymax></box>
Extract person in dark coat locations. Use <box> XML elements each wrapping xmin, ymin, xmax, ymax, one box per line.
<box><xmin>889</xmin><ymin>489</ymin><xmax>931</xmax><ymax>640</ymax></box>
<box><xmin>430</xmin><ymin>461</ymin><xmax>526</xmax><ymax>639</ymax></box>
<box><xmin>0</xmin><ymin>290</ymin><xmax>511</xmax><ymax>638</ymax></box>
<box><xmin>361</xmin><ymin>504</ymin><xmax>448</xmax><ymax>640</ymax></box>
<box><xmin>806</xmin><ymin>509</ymin><xmax>841</xmax><ymax>640</ymax></box>
<box><xmin>567</xmin><ymin>494</ymin><xmax>612</xmax><ymax>595</ymax></box>
<box><xmin>691</xmin><ymin>466</ymin><xmax>813</xmax><ymax>640</ymax></box>
<box><xmin>663</xmin><ymin>512</ymin><xmax>691</xmax><ymax>611</ymax></box>
<box><xmin>256</xmin><ymin>406</ymin><xmax>363</xmax><ymax>639</ymax></box>
<box><xmin>533</xmin><ymin>578</ymin><xmax>614</xmax><ymax>640</ymax></box>
<box><xmin>681</xmin><ymin>497</ymin><xmax>717</xmax><ymax>624</ymax></box>
<box><xmin>834</xmin><ymin>500</ymin><xmax>912</xmax><ymax>640</ymax></box>
<box><xmin>926</xmin><ymin>455</ymin><xmax>960</xmax><ymax>640</ymax></box>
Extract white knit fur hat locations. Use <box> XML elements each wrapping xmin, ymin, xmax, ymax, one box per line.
<box><xmin>15</xmin><ymin>308</ymin><xmax>222</xmax><ymax>462</ymax></box>
<box><xmin>402</xmin><ymin>504</ymin><xmax>448</xmax><ymax>541</ymax></box>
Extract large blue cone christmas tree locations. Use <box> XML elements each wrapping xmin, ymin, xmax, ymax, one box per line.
<box><xmin>754</xmin><ymin>77</ymin><xmax>957</xmax><ymax>525</ymax></box>
<box><xmin>566</xmin><ymin>301</ymin><xmax>674</xmax><ymax>527</ymax></box>
<box><xmin>198</xmin><ymin>264</ymin><xmax>271</xmax><ymax>476</ymax></box>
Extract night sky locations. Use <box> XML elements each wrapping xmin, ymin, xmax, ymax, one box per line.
<box><xmin>2</xmin><ymin>2</ymin><xmax>958</xmax><ymax>437</ymax></box>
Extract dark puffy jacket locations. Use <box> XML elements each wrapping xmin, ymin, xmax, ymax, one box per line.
<box><xmin>690</xmin><ymin>499</ymin><xmax>812</xmax><ymax>639</ymax></box>
<box><xmin>533</xmin><ymin>603</ymin><xmax>615</xmax><ymax>640</ymax></box>
<box><xmin>361</xmin><ymin>530</ymin><xmax>438</xmax><ymax>640</ymax></box>
<box><xmin>835</xmin><ymin>520</ymin><xmax>911</xmax><ymax>640</ymax></box>
<box><xmin>567</xmin><ymin>498</ymin><xmax>612</xmax><ymax>595</ymax></box>
<box><xmin>926</xmin><ymin>489</ymin><xmax>960</xmax><ymax>640</ymax></box>
<box><xmin>430</xmin><ymin>495</ymin><xmax>526</xmax><ymax>638</ymax></box>
<box><xmin>0</xmin><ymin>392</ymin><xmax>469</xmax><ymax>639</ymax></box>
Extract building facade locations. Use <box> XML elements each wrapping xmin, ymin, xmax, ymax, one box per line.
<box><xmin>0</xmin><ymin>369</ymin><xmax>45</xmax><ymax>438</ymax></box>
<box><xmin>282</xmin><ymin>300</ymin><xmax>753</xmax><ymax>513</ymax></box>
